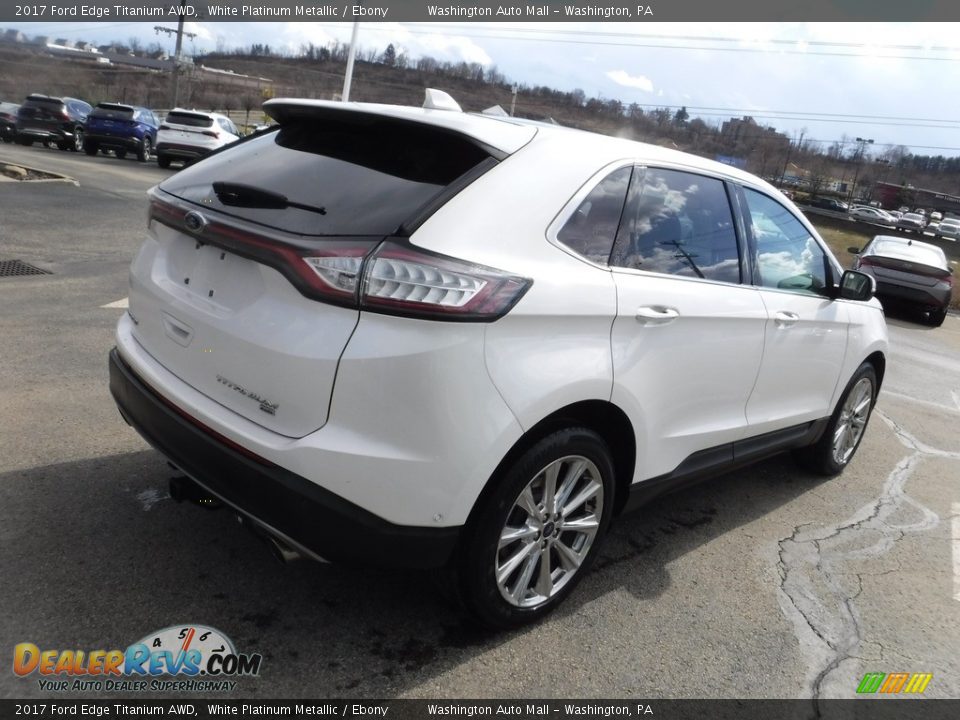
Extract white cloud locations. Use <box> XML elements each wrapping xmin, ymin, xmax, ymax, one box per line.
<box><xmin>415</xmin><ymin>34</ymin><xmax>493</xmax><ymax>66</ymax></box>
<box><xmin>606</xmin><ymin>69</ymin><xmax>654</xmax><ymax>92</ymax></box>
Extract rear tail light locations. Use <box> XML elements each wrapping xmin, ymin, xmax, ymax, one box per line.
<box><xmin>357</xmin><ymin>242</ymin><xmax>531</xmax><ymax>321</ymax></box>
<box><xmin>150</xmin><ymin>195</ymin><xmax>531</xmax><ymax>321</ymax></box>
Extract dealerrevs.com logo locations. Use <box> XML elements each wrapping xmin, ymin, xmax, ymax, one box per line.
<box><xmin>13</xmin><ymin>625</ymin><xmax>262</xmax><ymax>693</ymax></box>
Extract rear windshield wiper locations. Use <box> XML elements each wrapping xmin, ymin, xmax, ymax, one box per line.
<box><xmin>212</xmin><ymin>182</ymin><xmax>326</xmax><ymax>215</ymax></box>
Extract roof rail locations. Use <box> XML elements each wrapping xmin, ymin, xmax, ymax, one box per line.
<box><xmin>422</xmin><ymin>88</ymin><xmax>462</xmax><ymax>112</ymax></box>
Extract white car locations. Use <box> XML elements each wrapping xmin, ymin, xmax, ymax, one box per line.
<box><xmin>849</xmin><ymin>206</ymin><xmax>896</xmax><ymax>225</ymax></box>
<box><xmin>109</xmin><ymin>91</ymin><xmax>888</xmax><ymax>628</ymax></box>
<box><xmin>155</xmin><ymin>108</ymin><xmax>241</xmax><ymax>168</ymax></box>
<box><xmin>935</xmin><ymin>218</ymin><xmax>960</xmax><ymax>240</ymax></box>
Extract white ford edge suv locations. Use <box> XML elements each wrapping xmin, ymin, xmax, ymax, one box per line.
<box><xmin>109</xmin><ymin>91</ymin><xmax>888</xmax><ymax>628</ymax></box>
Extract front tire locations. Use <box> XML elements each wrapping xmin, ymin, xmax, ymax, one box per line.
<box><xmin>453</xmin><ymin>427</ymin><xmax>615</xmax><ymax>629</ymax></box>
<box><xmin>795</xmin><ymin>363</ymin><xmax>877</xmax><ymax>476</ymax></box>
<box><xmin>157</xmin><ymin>153</ymin><xmax>171</xmax><ymax>169</ymax></box>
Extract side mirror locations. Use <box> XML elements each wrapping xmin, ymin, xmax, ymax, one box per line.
<box><xmin>847</xmin><ymin>246</ymin><xmax>861</xmax><ymax>254</ymax></box>
<box><xmin>838</xmin><ymin>270</ymin><xmax>874</xmax><ymax>302</ymax></box>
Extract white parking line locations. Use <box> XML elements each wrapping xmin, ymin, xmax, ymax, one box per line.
<box><xmin>101</xmin><ymin>297</ymin><xmax>128</xmax><ymax>309</ymax></box>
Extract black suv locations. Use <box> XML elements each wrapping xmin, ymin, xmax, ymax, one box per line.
<box><xmin>15</xmin><ymin>94</ymin><xmax>92</xmax><ymax>151</ymax></box>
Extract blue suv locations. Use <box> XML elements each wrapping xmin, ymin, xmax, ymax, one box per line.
<box><xmin>84</xmin><ymin>103</ymin><xmax>160</xmax><ymax>162</ymax></box>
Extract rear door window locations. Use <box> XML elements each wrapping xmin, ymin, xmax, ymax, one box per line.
<box><xmin>158</xmin><ymin>115</ymin><xmax>496</xmax><ymax>236</ymax></box>
<box><xmin>610</xmin><ymin>167</ymin><xmax>742</xmax><ymax>284</ymax></box>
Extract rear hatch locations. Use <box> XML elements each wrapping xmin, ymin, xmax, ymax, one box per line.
<box><xmin>17</xmin><ymin>96</ymin><xmax>66</xmax><ymax>131</ymax></box>
<box><xmin>88</xmin><ymin>103</ymin><xmax>138</xmax><ymax>138</ymax></box>
<box><xmin>862</xmin><ymin>246</ymin><xmax>950</xmax><ymax>288</ymax></box>
<box><xmin>131</xmin><ymin>104</ymin><xmax>525</xmax><ymax>437</ymax></box>
<box><xmin>159</xmin><ymin>110</ymin><xmax>217</xmax><ymax>146</ymax></box>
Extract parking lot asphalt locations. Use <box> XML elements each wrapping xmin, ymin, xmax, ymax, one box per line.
<box><xmin>1</xmin><ymin>142</ymin><xmax>958</xmax><ymax>700</ymax></box>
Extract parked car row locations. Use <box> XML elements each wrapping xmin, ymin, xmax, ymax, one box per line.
<box><xmin>1</xmin><ymin>93</ymin><xmax>243</xmax><ymax>168</ymax></box>
<box><xmin>844</xmin><ymin>204</ymin><xmax>959</xmax><ymax>240</ymax></box>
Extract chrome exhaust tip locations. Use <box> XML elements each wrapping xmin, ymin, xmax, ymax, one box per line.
<box><xmin>236</xmin><ymin>514</ymin><xmax>302</xmax><ymax>564</ymax></box>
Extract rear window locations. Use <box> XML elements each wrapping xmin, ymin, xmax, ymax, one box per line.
<box><xmin>91</xmin><ymin>104</ymin><xmax>135</xmax><ymax>120</ymax></box>
<box><xmin>871</xmin><ymin>240</ymin><xmax>947</xmax><ymax>270</ymax></box>
<box><xmin>25</xmin><ymin>96</ymin><xmax>64</xmax><ymax>108</ymax></box>
<box><xmin>158</xmin><ymin>116</ymin><xmax>494</xmax><ymax>236</ymax></box>
<box><xmin>165</xmin><ymin>111</ymin><xmax>214</xmax><ymax>128</ymax></box>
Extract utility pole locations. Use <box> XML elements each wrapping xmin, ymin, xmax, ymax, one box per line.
<box><xmin>779</xmin><ymin>129</ymin><xmax>805</xmax><ymax>187</ymax></box>
<box><xmin>341</xmin><ymin>20</ymin><xmax>360</xmax><ymax>102</ymax></box>
<box><xmin>848</xmin><ymin>137</ymin><xmax>874</xmax><ymax>204</ymax></box>
<box><xmin>155</xmin><ymin>0</ymin><xmax>196</xmax><ymax>109</ymax></box>
<box><xmin>509</xmin><ymin>84</ymin><xmax>518</xmax><ymax>116</ymax></box>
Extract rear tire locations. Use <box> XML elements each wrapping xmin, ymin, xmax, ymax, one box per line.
<box><xmin>794</xmin><ymin>363</ymin><xmax>877</xmax><ymax>477</ymax></box>
<box><xmin>114</xmin><ymin>148</ymin><xmax>127</xmax><ymax>159</ymax></box>
<box><xmin>84</xmin><ymin>142</ymin><xmax>98</xmax><ymax>156</ymax></box>
<box><xmin>157</xmin><ymin>153</ymin><xmax>171</xmax><ymax>169</ymax></box>
<box><xmin>72</xmin><ymin>127</ymin><xmax>84</xmax><ymax>152</ymax></box>
<box><xmin>452</xmin><ymin>427</ymin><xmax>615</xmax><ymax>629</ymax></box>
<box><xmin>138</xmin><ymin>136</ymin><xmax>152</xmax><ymax>163</ymax></box>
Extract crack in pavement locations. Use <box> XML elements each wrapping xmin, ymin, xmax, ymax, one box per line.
<box><xmin>776</xmin><ymin>409</ymin><xmax>953</xmax><ymax>701</ymax></box>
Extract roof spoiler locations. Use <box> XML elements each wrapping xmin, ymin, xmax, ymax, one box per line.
<box><xmin>422</xmin><ymin>89</ymin><xmax>462</xmax><ymax>112</ymax></box>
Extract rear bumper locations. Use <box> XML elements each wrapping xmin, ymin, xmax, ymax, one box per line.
<box><xmin>874</xmin><ymin>281</ymin><xmax>950</xmax><ymax>311</ymax></box>
<box><xmin>155</xmin><ymin>142</ymin><xmax>210</xmax><ymax>160</ymax></box>
<box><xmin>108</xmin><ymin>347</ymin><xmax>461</xmax><ymax>568</ymax></box>
<box><xmin>16</xmin><ymin>126</ymin><xmax>69</xmax><ymax>142</ymax></box>
<box><xmin>88</xmin><ymin>133</ymin><xmax>143</xmax><ymax>151</ymax></box>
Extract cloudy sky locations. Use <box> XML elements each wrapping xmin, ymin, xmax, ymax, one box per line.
<box><xmin>9</xmin><ymin>21</ymin><xmax>960</xmax><ymax>157</ymax></box>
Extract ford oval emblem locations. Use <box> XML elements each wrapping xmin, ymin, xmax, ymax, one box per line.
<box><xmin>184</xmin><ymin>211</ymin><xmax>207</xmax><ymax>234</ymax></box>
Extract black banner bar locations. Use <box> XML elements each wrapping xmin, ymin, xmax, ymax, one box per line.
<box><xmin>2</xmin><ymin>700</ymin><xmax>960</xmax><ymax>720</ymax></box>
<box><xmin>2</xmin><ymin>0</ymin><xmax>959</xmax><ymax>24</ymax></box>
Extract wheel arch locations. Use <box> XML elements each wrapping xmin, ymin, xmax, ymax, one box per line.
<box><xmin>463</xmin><ymin>399</ymin><xmax>637</xmax><ymax>534</ymax></box>
<box><xmin>864</xmin><ymin>350</ymin><xmax>886</xmax><ymax>394</ymax></box>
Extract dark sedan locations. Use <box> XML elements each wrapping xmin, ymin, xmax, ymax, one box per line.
<box><xmin>850</xmin><ymin>235</ymin><xmax>953</xmax><ymax>327</ymax></box>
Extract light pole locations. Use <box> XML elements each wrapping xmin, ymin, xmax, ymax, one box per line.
<box><xmin>848</xmin><ymin>137</ymin><xmax>874</xmax><ymax>203</ymax></box>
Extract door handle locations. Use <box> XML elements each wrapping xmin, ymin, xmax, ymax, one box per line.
<box><xmin>635</xmin><ymin>305</ymin><xmax>680</xmax><ymax>326</ymax></box>
<box><xmin>773</xmin><ymin>311</ymin><xmax>800</xmax><ymax>328</ymax></box>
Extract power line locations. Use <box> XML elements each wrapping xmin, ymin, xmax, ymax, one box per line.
<box><xmin>348</xmin><ymin>24</ymin><xmax>960</xmax><ymax>62</ymax></box>
<box><xmin>624</xmin><ymin>103</ymin><xmax>960</xmax><ymax>126</ymax></box>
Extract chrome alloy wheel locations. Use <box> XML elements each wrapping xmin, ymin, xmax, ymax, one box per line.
<box><xmin>831</xmin><ymin>377</ymin><xmax>873</xmax><ymax>466</ymax></box>
<box><xmin>495</xmin><ymin>455</ymin><xmax>604</xmax><ymax>608</ymax></box>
